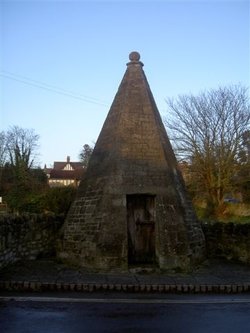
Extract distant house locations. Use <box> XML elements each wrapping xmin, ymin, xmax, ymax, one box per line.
<box><xmin>45</xmin><ymin>156</ymin><xmax>85</xmax><ymax>187</ymax></box>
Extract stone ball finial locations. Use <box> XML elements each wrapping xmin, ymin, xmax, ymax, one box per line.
<box><xmin>129</xmin><ymin>51</ymin><xmax>140</xmax><ymax>62</ymax></box>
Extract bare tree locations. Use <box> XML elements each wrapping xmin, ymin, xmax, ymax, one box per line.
<box><xmin>165</xmin><ymin>85</ymin><xmax>250</xmax><ymax>216</ymax></box>
<box><xmin>5</xmin><ymin>126</ymin><xmax>40</xmax><ymax>169</ymax></box>
<box><xmin>0</xmin><ymin>131</ymin><xmax>7</xmax><ymax>189</ymax></box>
<box><xmin>0</xmin><ymin>131</ymin><xmax>7</xmax><ymax>167</ymax></box>
<box><xmin>79</xmin><ymin>143</ymin><xmax>94</xmax><ymax>167</ymax></box>
<box><xmin>0</xmin><ymin>126</ymin><xmax>41</xmax><ymax>211</ymax></box>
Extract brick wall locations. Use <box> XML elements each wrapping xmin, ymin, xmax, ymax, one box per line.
<box><xmin>0</xmin><ymin>213</ymin><xmax>63</xmax><ymax>269</ymax></box>
<box><xmin>202</xmin><ymin>221</ymin><xmax>250</xmax><ymax>264</ymax></box>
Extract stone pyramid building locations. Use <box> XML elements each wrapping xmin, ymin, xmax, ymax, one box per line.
<box><xmin>58</xmin><ymin>52</ymin><xmax>205</xmax><ymax>271</ymax></box>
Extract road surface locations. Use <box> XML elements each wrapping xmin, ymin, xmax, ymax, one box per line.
<box><xmin>0</xmin><ymin>293</ymin><xmax>250</xmax><ymax>332</ymax></box>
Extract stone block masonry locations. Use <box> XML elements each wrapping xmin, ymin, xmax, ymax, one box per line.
<box><xmin>202</xmin><ymin>221</ymin><xmax>250</xmax><ymax>265</ymax></box>
<box><xmin>0</xmin><ymin>213</ymin><xmax>63</xmax><ymax>269</ymax></box>
<box><xmin>0</xmin><ymin>216</ymin><xmax>250</xmax><ymax>273</ymax></box>
<box><xmin>59</xmin><ymin>52</ymin><xmax>206</xmax><ymax>271</ymax></box>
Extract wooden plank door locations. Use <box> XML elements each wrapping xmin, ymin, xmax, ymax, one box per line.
<box><xmin>127</xmin><ymin>194</ymin><xmax>156</xmax><ymax>264</ymax></box>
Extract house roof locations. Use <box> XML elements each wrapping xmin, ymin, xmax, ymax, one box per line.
<box><xmin>45</xmin><ymin>156</ymin><xmax>85</xmax><ymax>181</ymax></box>
<box><xmin>53</xmin><ymin>161</ymin><xmax>84</xmax><ymax>170</ymax></box>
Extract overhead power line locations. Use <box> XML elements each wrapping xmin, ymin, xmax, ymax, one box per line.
<box><xmin>0</xmin><ymin>70</ymin><xmax>109</xmax><ymax>107</ymax></box>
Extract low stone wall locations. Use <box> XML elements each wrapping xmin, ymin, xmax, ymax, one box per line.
<box><xmin>1</xmin><ymin>215</ymin><xmax>250</xmax><ymax>270</ymax></box>
<box><xmin>202</xmin><ymin>221</ymin><xmax>250</xmax><ymax>264</ymax></box>
<box><xmin>0</xmin><ymin>213</ymin><xmax>64</xmax><ymax>269</ymax></box>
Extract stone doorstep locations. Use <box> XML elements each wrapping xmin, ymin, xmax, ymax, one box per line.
<box><xmin>0</xmin><ymin>280</ymin><xmax>250</xmax><ymax>293</ymax></box>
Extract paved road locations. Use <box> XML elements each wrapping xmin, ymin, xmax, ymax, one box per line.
<box><xmin>1</xmin><ymin>294</ymin><xmax>250</xmax><ymax>333</ymax></box>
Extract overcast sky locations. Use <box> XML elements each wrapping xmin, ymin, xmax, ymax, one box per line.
<box><xmin>1</xmin><ymin>0</ymin><xmax>249</xmax><ymax>167</ymax></box>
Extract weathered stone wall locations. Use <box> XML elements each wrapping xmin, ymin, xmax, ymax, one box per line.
<box><xmin>1</xmin><ymin>215</ymin><xmax>250</xmax><ymax>270</ymax></box>
<box><xmin>202</xmin><ymin>221</ymin><xmax>250</xmax><ymax>264</ymax></box>
<box><xmin>0</xmin><ymin>214</ymin><xmax>63</xmax><ymax>269</ymax></box>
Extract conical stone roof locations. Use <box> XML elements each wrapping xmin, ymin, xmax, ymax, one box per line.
<box><xmin>59</xmin><ymin>52</ymin><xmax>205</xmax><ymax>272</ymax></box>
